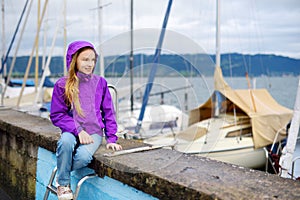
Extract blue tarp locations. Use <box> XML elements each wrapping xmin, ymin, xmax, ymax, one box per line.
<box><xmin>7</xmin><ymin>76</ymin><xmax>54</xmax><ymax>88</ymax></box>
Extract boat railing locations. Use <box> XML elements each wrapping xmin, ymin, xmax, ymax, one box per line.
<box><xmin>264</xmin><ymin>126</ymin><xmax>287</xmax><ymax>174</ymax></box>
<box><xmin>264</xmin><ymin>145</ymin><xmax>283</xmax><ymax>174</ymax></box>
<box><xmin>108</xmin><ymin>84</ymin><xmax>118</xmax><ymax>122</ymax></box>
<box><xmin>134</xmin><ymin>85</ymin><xmax>191</xmax><ymax>111</ymax></box>
<box><xmin>270</xmin><ymin>126</ymin><xmax>286</xmax><ymax>154</ymax></box>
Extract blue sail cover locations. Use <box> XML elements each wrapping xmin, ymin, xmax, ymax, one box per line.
<box><xmin>7</xmin><ymin>76</ymin><xmax>54</xmax><ymax>87</ymax></box>
<box><xmin>135</xmin><ymin>0</ymin><xmax>173</xmax><ymax>133</ymax></box>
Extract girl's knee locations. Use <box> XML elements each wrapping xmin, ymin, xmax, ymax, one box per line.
<box><xmin>72</xmin><ymin>148</ymin><xmax>93</xmax><ymax>170</ymax></box>
<box><xmin>76</xmin><ymin>148</ymin><xmax>93</xmax><ymax>162</ymax></box>
<box><xmin>57</xmin><ymin>132</ymin><xmax>77</xmax><ymax>149</ymax></box>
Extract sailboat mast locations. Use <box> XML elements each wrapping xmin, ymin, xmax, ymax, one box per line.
<box><xmin>1</xmin><ymin>0</ymin><xmax>33</xmax><ymax>106</ymax></box>
<box><xmin>63</xmin><ymin>0</ymin><xmax>67</xmax><ymax>76</ymax></box>
<box><xmin>16</xmin><ymin>0</ymin><xmax>49</xmax><ymax>108</ymax></box>
<box><xmin>216</xmin><ymin>0</ymin><xmax>220</xmax><ymax>68</ymax></box>
<box><xmin>97</xmin><ymin>0</ymin><xmax>105</xmax><ymax>77</ymax></box>
<box><xmin>214</xmin><ymin>0</ymin><xmax>221</xmax><ymax>117</ymax></box>
<box><xmin>1</xmin><ymin>0</ymin><xmax>4</xmax><ymax>105</ymax></box>
<box><xmin>130</xmin><ymin>0</ymin><xmax>134</xmax><ymax>112</ymax></box>
<box><xmin>35</xmin><ymin>0</ymin><xmax>41</xmax><ymax>92</ymax></box>
<box><xmin>1</xmin><ymin>0</ymin><xmax>5</xmax><ymax>79</ymax></box>
<box><xmin>135</xmin><ymin>0</ymin><xmax>173</xmax><ymax>134</ymax></box>
<box><xmin>35</xmin><ymin>1</ymin><xmax>64</xmax><ymax>104</ymax></box>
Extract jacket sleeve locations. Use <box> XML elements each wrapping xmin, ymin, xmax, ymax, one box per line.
<box><xmin>100</xmin><ymin>78</ymin><xmax>118</xmax><ymax>143</ymax></box>
<box><xmin>50</xmin><ymin>79</ymin><xmax>80</xmax><ymax>136</ymax></box>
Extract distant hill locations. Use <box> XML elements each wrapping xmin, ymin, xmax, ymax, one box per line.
<box><xmin>4</xmin><ymin>53</ymin><xmax>300</xmax><ymax>77</ymax></box>
<box><xmin>219</xmin><ymin>53</ymin><xmax>300</xmax><ymax>77</ymax></box>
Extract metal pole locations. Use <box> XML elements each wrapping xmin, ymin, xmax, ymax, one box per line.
<box><xmin>16</xmin><ymin>0</ymin><xmax>49</xmax><ymax>108</ymax></box>
<box><xmin>279</xmin><ymin>78</ymin><xmax>300</xmax><ymax>178</ymax></box>
<box><xmin>35</xmin><ymin>0</ymin><xmax>41</xmax><ymax>92</ymax></box>
<box><xmin>63</xmin><ymin>0</ymin><xmax>67</xmax><ymax>76</ymax></box>
<box><xmin>94</xmin><ymin>1</ymin><xmax>111</xmax><ymax>77</ymax></box>
<box><xmin>130</xmin><ymin>0</ymin><xmax>134</xmax><ymax>112</ymax></box>
<box><xmin>214</xmin><ymin>0</ymin><xmax>220</xmax><ymax>117</ymax></box>
<box><xmin>98</xmin><ymin>0</ymin><xmax>102</xmax><ymax>76</ymax></box>
<box><xmin>135</xmin><ymin>0</ymin><xmax>173</xmax><ymax>133</ymax></box>
<box><xmin>1</xmin><ymin>0</ymin><xmax>5</xmax><ymax>78</ymax></box>
<box><xmin>215</xmin><ymin>0</ymin><xmax>220</xmax><ymax>69</ymax></box>
<box><xmin>1</xmin><ymin>0</ymin><xmax>4</xmax><ymax>105</ymax></box>
<box><xmin>1</xmin><ymin>0</ymin><xmax>33</xmax><ymax>106</ymax></box>
<box><xmin>35</xmin><ymin>6</ymin><xmax>62</xmax><ymax>104</ymax></box>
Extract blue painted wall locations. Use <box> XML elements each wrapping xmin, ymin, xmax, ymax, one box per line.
<box><xmin>36</xmin><ymin>147</ymin><xmax>158</xmax><ymax>200</ymax></box>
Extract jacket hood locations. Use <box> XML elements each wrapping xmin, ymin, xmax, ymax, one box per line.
<box><xmin>66</xmin><ymin>40</ymin><xmax>98</xmax><ymax>71</ymax></box>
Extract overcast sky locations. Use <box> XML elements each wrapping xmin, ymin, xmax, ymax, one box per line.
<box><xmin>1</xmin><ymin>0</ymin><xmax>300</xmax><ymax>59</ymax></box>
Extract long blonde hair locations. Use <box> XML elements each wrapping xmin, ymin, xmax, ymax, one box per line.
<box><xmin>65</xmin><ymin>47</ymin><xmax>95</xmax><ymax>117</ymax></box>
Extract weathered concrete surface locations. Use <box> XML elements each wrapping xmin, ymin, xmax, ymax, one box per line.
<box><xmin>0</xmin><ymin>108</ymin><xmax>300</xmax><ymax>200</ymax></box>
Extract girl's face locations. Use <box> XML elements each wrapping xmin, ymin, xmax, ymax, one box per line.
<box><xmin>76</xmin><ymin>48</ymin><xmax>96</xmax><ymax>75</ymax></box>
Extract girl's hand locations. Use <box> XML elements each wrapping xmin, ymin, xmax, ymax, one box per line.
<box><xmin>106</xmin><ymin>143</ymin><xmax>122</xmax><ymax>151</ymax></box>
<box><xmin>78</xmin><ymin>130</ymin><xmax>94</xmax><ymax>144</ymax></box>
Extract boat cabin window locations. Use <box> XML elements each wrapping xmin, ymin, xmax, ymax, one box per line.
<box><xmin>226</xmin><ymin>127</ymin><xmax>252</xmax><ymax>137</ymax></box>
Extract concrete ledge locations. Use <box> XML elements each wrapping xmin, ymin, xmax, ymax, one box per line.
<box><xmin>1</xmin><ymin>108</ymin><xmax>300</xmax><ymax>199</ymax></box>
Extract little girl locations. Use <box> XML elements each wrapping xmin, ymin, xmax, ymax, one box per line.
<box><xmin>50</xmin><ymin>40</ymin><xmax>122</xmax><ymax>200</ymax></box>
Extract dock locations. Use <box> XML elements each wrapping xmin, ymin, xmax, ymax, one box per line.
<box><xmin>0</xmin><ymin>108</ymin><xmax>300</xmax><ymax>199</ymax></box>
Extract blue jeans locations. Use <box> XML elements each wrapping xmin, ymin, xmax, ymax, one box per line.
<box><xmin>56</xmin><ymin>132</ymin><xmax>103</xmax><ymax>186</ymax></box>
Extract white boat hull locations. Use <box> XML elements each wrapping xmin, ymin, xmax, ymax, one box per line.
<box><xmin>117</xmin><ymin>101</ymin><xmax>189</xmax><ymax>137</ymax></box>
<box><xmin>194</xmin><ymin>147</ymin><xmax>266</xmax><ymax>169</ymax></box>
<box><xmin>143</xmin><ymin>115</ymin><xmax>267</xmax><ymax>169</ymax></box>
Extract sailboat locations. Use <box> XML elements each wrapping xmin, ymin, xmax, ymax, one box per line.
<box><xmin>115</xmin><ymin>0</ymin><xmax>189</xmax><ymax>137</ymax></box>
<box><xmin>0</xmin><ymin>0</ymin><xmax>64</xmax><ymax>122</ymax></box>
<box><xmin>0</xmin><ymin>0</ymin><xmax>35</xmax><ymax>107</ymax></box>
<box><xmin>143</xmin><ymin>0</ymin><xmax>293</xmax><ymax>169</ymax></box>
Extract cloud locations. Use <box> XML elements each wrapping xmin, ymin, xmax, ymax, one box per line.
<box><xmin>1</xmin><ymin>0</ymin><xmax>300</xmax><ymax>58</ymax></box>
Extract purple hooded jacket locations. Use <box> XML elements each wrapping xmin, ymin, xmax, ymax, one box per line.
<box><xmin>50</xmin><ymin>41</ymin><xmax>118</xmax><ymax>143</ymax></box>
